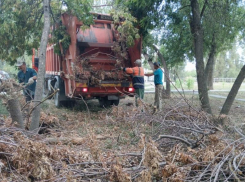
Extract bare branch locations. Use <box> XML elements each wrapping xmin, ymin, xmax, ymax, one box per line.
<box><xmin>156</xmin><ymin>135</ymin><xmax>193</xmax><ymax>146</ymax></box>
<box><xmin>200</xmin><ymin>0</ymin><xmax>208</xmax><ymax>18</ymax></box>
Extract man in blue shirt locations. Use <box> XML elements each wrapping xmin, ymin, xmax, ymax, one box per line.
<box><xmin>16</xmin><ymin>59</ymin><xmax>37</xmax><ymax>102</ymax></box>
<box><xmin>145</xmin><ymin>62</ymin><xmax>163</xmax><ymax>111</ymax></box>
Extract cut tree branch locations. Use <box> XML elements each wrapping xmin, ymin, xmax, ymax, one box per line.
<box><xmin>156</xmin><ymin>135</ymin><xmax>193</xmax><ymax>147</ymax></box>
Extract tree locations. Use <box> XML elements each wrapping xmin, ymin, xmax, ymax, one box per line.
<box><xmin>30</xmin><ymin>0</ymin><xmax>50</xmax><ymax>130</ymax></box>
<box><xmin>116</xmin><ymin>0</ymin><xmax>165</xmax><ymax>38</ymax></box>
<box><xmin>159</xmin><ymin>0</ymin><xmax>245</xmax><ymax>113</ymax></box>
<box><xmin>203</xmin><ymin>0</ymin><xmax>244</xmax><ymax>89</ymax></box>
<box><xmin>220</xmin><ymin>65</ymin><xmax>245</xmax><ymax>115</ymax></box>
<box><xmin>0</xmin><ymin>0</ymin><xmax>43</xmax><ymax>63</ymax></box>
<box><xmin>215</xmin><ymin>44</ymin><xmax>245</xmax><ymax>78</ymax></box>
<box><xmin>189</xmin><ymin>0</ymin><xmax>212</xmax><ymax>114</ymax></box>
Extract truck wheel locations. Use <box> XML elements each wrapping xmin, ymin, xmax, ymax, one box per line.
<box><xmin>99</xmin><ymin>97</ymin><xmax>112</xmax><ymax>108</ymax></box>
<box><xmin>54</xmin><ymin>80</ymin><xmax>63</xmax><ymax>107</ymax></box>
<box><xmin>63</xmin><ymin>100</ymin><xmax>76</xmax><ymax>108</ymax></box>
<box><xmin>111</xmin><ymin>99</ymin><xmax>120</xmax><ymax>106</ymax></box>
<box><xmin>54</xmin><ymin>90</ymin><xmax>61</xmax><ymax>107</ymax></box>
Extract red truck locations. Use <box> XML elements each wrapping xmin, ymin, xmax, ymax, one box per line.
<box><xmin>33</xmin><ymin>13</ymin><xmax>142</xmax><ymax>107</ymax></box>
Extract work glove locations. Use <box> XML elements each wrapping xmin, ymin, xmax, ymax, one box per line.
<box><xmin>28</xmin><ymin>77</ymin><xmax>34</xmax><ymax>85</ymax></box>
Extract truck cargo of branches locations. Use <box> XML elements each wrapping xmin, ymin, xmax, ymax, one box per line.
<box><xmin>32</xmin><ymin>13</ymin><xmax>142</xmax><ymax>107</ymax></box>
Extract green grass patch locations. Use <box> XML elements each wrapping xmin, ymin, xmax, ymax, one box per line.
<box><xmin>0</xmin><ymin>100</ymin><xmax>8</xmax><ymax>115</ymax></box>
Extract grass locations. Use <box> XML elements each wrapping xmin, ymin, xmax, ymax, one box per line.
<box><xmin>0</xmin><ymin>100</ymin><xmax>8</xmax><ymax>115</ymax></box>
<box><xmin>209</xmin><ymin>91</ymin><xmax>245</xmax><ymax>99</ymax></box>
<box><xmin>172</xmin><ymin>92</ymin><xmax>245</xmax><ymax>123</ymax></box>
<box><xmin>171</xmin><ymin>82</ymin><xmax>245</xmax><ymax>91</ymax></box>
<box><xmin>145</xmin><ymin>82</ymin><xmax>245</xmax><ymax>92</ymax></box>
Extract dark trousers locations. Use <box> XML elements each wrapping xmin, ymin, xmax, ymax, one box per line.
<box><xmin>135</xmin><ymin>88</ymin><xmax>144</xmax><ymax>106</ymax></box>
<box><xmin>24</xmin><ymin>90</ymin><xmax>34</xmax><ymax>102</ymax></box>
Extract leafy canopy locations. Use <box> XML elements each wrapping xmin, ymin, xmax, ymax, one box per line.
<box><xmin>0</xmin><ymin>0</ymin><xmax>93</xmax><ymax>63</ymax></box>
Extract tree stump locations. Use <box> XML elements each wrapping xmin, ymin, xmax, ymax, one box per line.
<box><xmin>7</xmin><ymin>98</ymin><xmax>24</xmax><ymax>129</ymax></box>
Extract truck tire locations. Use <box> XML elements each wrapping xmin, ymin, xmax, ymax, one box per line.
<box><xmin>43</xmin><ymin>79</ymin><xmax>49</xmax><ymax>97</ymax></box>
<box><xmin>63</xmin><ymin>100</ymin><xmax>76</xmax><ymax>108</ymax></box>
<box><xmin>54</xmin><ymin>81</ymin><xmax>62</xmax><ymax>107</ymax></box>
<box><xmin>111</xmin><ymin>99</ymin><xmax>120</xmax><ymax>106</ymax></box>
<box><xmin>99</xmin><ymin>97</ymin><xmax>112</xmax><ymax>108</ymax></box>
<box><xmin>54</xmin><ymin>78</ymin><xmax>75</xmax><ymax>108</ymax></box>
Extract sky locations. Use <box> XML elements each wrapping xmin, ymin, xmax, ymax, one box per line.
<box><xmin>185</xmin><ymin>61</ymin><xmax>195</xmax><ymax>71</ymax></box>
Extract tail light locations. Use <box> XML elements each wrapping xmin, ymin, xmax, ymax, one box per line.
<box><xmin>128</xmin><ymin>87</ymin><xmax>134</xmax><ymax>92</ymax></box>
<box><xmin>82</xmin><ymin>88</ymin><xmax>88</xmax><ymax>92</ymax></box>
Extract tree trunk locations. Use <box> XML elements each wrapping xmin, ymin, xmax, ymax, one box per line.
<box><xmin>152</xmin><ymin>45</ymin><xmax>171</xmax><ymax>98</ymax></box>
<box><xmin>143</xmin><ymin>53</ymin><xmax>154</xmax><ymax>70</ymax></box>
<box><xmin>205</xmin><ymin>55</ymin><xmax>215</xmax><ymax>90</ymax></box>
<box><xmin>7</xmin><ymin>99</ymin><xmax>24</xmax><ymax>129</ymax></box>
<box><xmin>147</xmin><ymin>59</ymin><xmax>155</xmax><ymax>71</ymax></box>
<box><xmin>190</xmin><ymin>0</ymin><xmax>212</xmax><ymax>114</ymax></box>
<box><xmin>220</xmin><ymin>65</ymin><xmax>245</xmax><ymax>115</ymax></box>
<box><xmin>205</xmin><ymin>33</ymin><xmax>216</xmax><ymax>90</ymax></box>
<box><xmin>30</xmin><ymin>0</ymin><xmax>50</xmax><ymax>130</ymax></box>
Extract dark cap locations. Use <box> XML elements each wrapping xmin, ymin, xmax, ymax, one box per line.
<box><xmin>153</xmin><ymin>62</ymin><xmax>160</xmax><ymax>67</ymax></box>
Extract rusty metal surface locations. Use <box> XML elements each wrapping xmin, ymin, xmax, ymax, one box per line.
<box><xmin>76</xmin><ymin>20</ymin><xmax>113</xmax><ymax>44</ymax></box>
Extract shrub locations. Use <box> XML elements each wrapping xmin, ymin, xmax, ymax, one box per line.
<box><xmin>186</xmin><ymin>77</ymin><xmax>194</xmax><ymax>90</ymax></box>
<box><xmin>175</xmin><ymin>79</ymin><xmax>182</xmax><ymax>88</ymax></box>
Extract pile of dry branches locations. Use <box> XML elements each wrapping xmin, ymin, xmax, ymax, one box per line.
<box><xmin>0</xmin><ymin>88</ymin><xmax>245</xmax><ymax>181</ymax></box>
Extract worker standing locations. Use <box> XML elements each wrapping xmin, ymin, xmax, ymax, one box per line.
<box><xmin>121</xmin><ymin>59</ymin><xmax>144</xmax><ymax>106</ymax></box>
<box><xmin>145</xmin><ymin>62</ymin><xmax>163</xmax><ymax>111</ymax></box>
<box><xmin>15</xmin><ymin>59</ymin><xmax>37</xmax><ymax>102</ymax></box>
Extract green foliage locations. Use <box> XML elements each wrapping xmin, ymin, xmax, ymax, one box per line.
<box><xmin>202</xmin><ymin>0</ymin><xmax>244</xmax><ymax>55</ymax></box>
<box><xmin>110</xmin><ymin>7</ymin><xmax>140</xmax><ymax>47</ymax></box>
<box><xmin>0</xmin><ymin>100</ymin><xmax>8</xmax><ymax>115</ymax></box>
<box><xmin>0</xmin><ymin>0</ymin><xmax>43</xmax><ymax>63</ymax></box>
<box><xmin>161</xmin><ymin>0</ymin><xmax>194</xmax><ymax>65</ymax></box>
<box><xmin>161</xmin><ymin>0</ymin><xmax>245</xmax><ymax>67</ymax></box>
<box><xmin>115</xmin><ymin>0</ymin><xmax>164</xmax><ymax>37</ymax></box>
<box><xmin>50</xmin><ymin>25</ymin><xmax>71</xmax><ymax>55</ymax></box>
<box><xmin>0</xmin><ymin>0</ymin><xmax>93</xmax><ymax>63</ymax></box>
<box><xmin>175</xmin><ymin>79</ymin><xmax>181</xmax><ymax>88</ymax></box>
<box><xmin>185</xmin><ymin>70</ymin><xmax>196</xmax><ymax>78</ymax></box>
<box><xmin>186</xmin><ymin>77</ymin><xmax>195</xmax><ymax>90</ymax></box>
<box><xmin>61</xmin><ymin>0</ymin><xmax>93</xmax><ymax>26</ymax></box>
<box><xmin>215</xmin><ymin>44</ymin><xmax>244</xmax><ymax>78</ymax></box>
